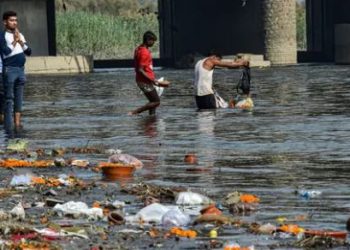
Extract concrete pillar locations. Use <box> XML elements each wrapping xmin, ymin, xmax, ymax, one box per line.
<box><xmin>263</xmin><ymin>0</ymin><xmax>297</xmax><ymax>65</ymax></box>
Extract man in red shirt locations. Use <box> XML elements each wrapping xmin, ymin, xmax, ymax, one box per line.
<box><xmin>129</xmin><ymin>31</ymin><xmax>169</xmax><ymax>115</ymax></box>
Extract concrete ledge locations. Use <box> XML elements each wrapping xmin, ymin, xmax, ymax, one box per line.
<box><xmin>223</xmin><ymin>54</ymin><xmax>271</xmax><ymax>68</ymax></box>
<box><xmin>25</xmin><ymin>56</ymin><xmax>93</xmax><ymax>74</ymax></box>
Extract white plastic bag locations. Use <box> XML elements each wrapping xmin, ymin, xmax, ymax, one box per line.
<box><xmin>214</xmin><ymin>92</ymin><xmax>228</xmax><ymax>108</ymax></box>
<box><xmin>10</xmin><ymin>202</ymin><xmax>25</xmax><ymax>219</ymax></box>
<box><xmin>155</xmin><ymin>77</ymin><xmax>165</xmax><ymax>96</ymax></box>
<box><xmin>133</xmin><ymin>203</ymin><xmax>170</xmax><ymax>224</ymax></box>
<box><xmin>161</xmin><ymin>207</ymin><xmax>191</xmax><ymax>227</ymax></box>
<box><xmin>10</xmin><ymin>174</ymin><xmax>33</xmax><ymax>186</ymax></box>
<box><xmin>53</xmin><ymin>201</ymin><xmax>103</xmax><ymax>220</ymax></box>
<box><xmin>176</xmin><ymin>191</ymin><xmax>213</xmax><ymax>205</ymax></box>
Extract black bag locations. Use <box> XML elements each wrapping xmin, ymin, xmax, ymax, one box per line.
<box><xmin>236</xmin><ymin>67</ymin><xmax>251</xmax><ymax>95</ymax></box>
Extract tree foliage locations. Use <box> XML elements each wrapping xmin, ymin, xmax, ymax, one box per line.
<box><xmin>55</xmin><ymin>0</ymin><xmax>157</xmax><ymax>16</ymax></box>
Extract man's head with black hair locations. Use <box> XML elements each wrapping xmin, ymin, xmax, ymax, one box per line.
<box><xmin>3</xmin><ymin>11</ymin><xmax>18</xmax><ymax>31</ymax></box>
<box><xmin>208</xmin><ymin>50</ymin><xmax>222</xmax><ymax>60</ymax></box>
<box><xmin>143</xmin><ymin>31</ymin><xmax>157</xmax><ymax>47</ymax></box>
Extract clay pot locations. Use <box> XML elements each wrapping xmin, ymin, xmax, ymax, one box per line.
<box><xmin>200</xmin><ymin>204</ymin><xmax>222</xmax><ymax>216</ymax></box>
<box><xmin>108</xmin><ymin>211</ymin><xmax>125</xmax><ymax>225</ymax></box>
<box><xmin>184</xmin><ymin>154</ymin><xmax>198</xmax><ymax>164</ymax></box>
<box><xmin>100</xmin><ymin>163</ymin><xmax>135</xmax><ymax>179</ymax></box>
<box><xmin>304</xmin><ymin>230</ymin><xmax>347</xmax><ymax>240</ymax></box>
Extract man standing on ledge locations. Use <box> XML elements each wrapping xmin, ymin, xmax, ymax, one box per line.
<box><xmin>194</xmin><ymin>51</ymin><xmax>249</xmax><ymax>110</ymax></box>
<box><xmin>1</xmin><ymin>11</ymin><xmax>31</xmax><ymax>130</ymax></box>
<box><xmin>129</xmin><ymin>31</ymin><xmax>169</xmax><ymax>116</ymax></box>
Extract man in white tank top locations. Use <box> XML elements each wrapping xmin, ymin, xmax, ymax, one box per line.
<box><xmin>194</xmin><ymin>51</ymin><xmax>249</xmax><ymax>109</ymax></box>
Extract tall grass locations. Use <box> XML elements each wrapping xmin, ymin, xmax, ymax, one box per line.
<box><xmin>56</xmin><ymin>11</ymin><xmax>159</xmax><ymax>59</ymax></box>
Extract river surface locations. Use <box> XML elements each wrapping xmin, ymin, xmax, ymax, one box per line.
<box><xmin>0</xmin><ymin>65</ymin><xmax>350</xmax><ymax>249</ymax></box>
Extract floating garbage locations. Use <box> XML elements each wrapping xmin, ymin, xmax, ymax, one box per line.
<box><xmin>169</xmin><ymin>227</ymin><xmax>197</xmax><ymax>238</ymax></box>
<box><xmin>209</xmin><ymin>229</ymin><xmax>218</xmax><ymax>238</ymax></box>
<box><xmin>297</xmin><ymin>190</ymin><xmax>322</xmax><ymax>199</ymax></box>
<box><xmin>304</xmin><ymin>230</ymin><xmax>347</xmax><ymax>240</ymax></box>
<box><xmin>130</xmin><ymin>203</ymin><xmax>170</xmax><ymax>224</ymax></box>
<box><xmin>108</xmin><ymin>153</ymin><xmax>143</xmax><ymax>168</ymax></box>
<box><xmin>240</xmin><ymin>194</ymin><xmax>260</xmax><ymax>203</ymax></box>
<box><xmin>278</xmin><ymin>224</ymin><xmax>305</xmax><ymax>235</ymax></box>
<box><xmin>7</xmin><ymin>139</ymin><xmax>29</xmax><ymax>152</ymax></box>
<box><xmin>10</xmin><ymin>174</ymin><xmax>33</xmax><ymax>186</ymax></box>
<box><xmin>10</xmin><ymin>202</ymin><xmax>25</xmax><ymax>220</ymax></box>
<box><xmin>200</xmin><ymin>204</ymin><xmax>222</xmax><ymax>216</ymax></box>
<box><xmin>71</xmin><ymin>159</ymin><xmax>89</xmax><ymax>168</ymax></box>
<box><xmin>161</xmin><ymin>207</ymin><xmax>191</xmax><ymax>227</ymax></box>
<box><xmin>224</xmin><ymin>242</ymin><xmax>255</xmax><ymax>250</ymax></box>
<box><xmin>108</xmin><ymin>211</ymin><xmax>125</xmax><ymax>225</ymax></box>
<box><xmin>53</xmin><ymin>201</ymin><xmax>103</xmax><ymax>220</ymax></box>
<box><xmin>99</xmin><ymin>162</ymin><xmax>136</xmax><ymax>178</ymax></box>
<box><xmin>184</xmin><ymin>154</ymin><xmax>198</xmax><ymax>164</ymax></box>
<box><xmin>257</xmin><ymin>223</ymin><xmax>277</xmax><ymax>234</ymax></box>
<box><xmin>176</xmin><ymin>191</ymin><xmax>213</xmax><ymax>205</ymax></box>
<box><xmin>112</xmin><ymin>200</ymin><xmax>126</xmax><ymax>208</ymax></box>
<box><xmin>194</xmin><ymin>214</ymin><xmax>239</xmax><ymax>225</ymax></box>
<box><xmin>0</xmin><ymin>159</ymin><xmax>54</xmax><ymax>168</ymax></box>
<box><xmin>235</xmin><ymin>97</ymin><xmax>254</xmax><ymax>110</ymax></box>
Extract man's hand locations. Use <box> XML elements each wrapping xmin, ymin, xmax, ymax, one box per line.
<box><xmin>157</xmin><ymin>80</ymin><xmax>170</xmax><ymax>87</ymax></box>
<box><xmin>236</xmin><ymin>59</ymin><xmax>250</xmax><ymax>67</ymax></box>
<box><xmin>12</xmin><ymin>29</ymin><xmax>22</xmax><ymax>46</ymax></box>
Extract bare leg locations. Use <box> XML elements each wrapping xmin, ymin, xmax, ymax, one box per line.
<box><xmin>130</xmin><ymin>89</ymin><xmax>160</xmax><ymax>115</ymax></box>
<box><xmin>14</xmin><ymin>112</ymin><xmax>21</xmax><ymax>127</ymax></box>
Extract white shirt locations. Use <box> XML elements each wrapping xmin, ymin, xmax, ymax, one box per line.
<box><xmin>194</xmin><ymin>58</ymin><xmax>214</xmax><ymax>96</ymax></box>
<box><xmin>3</xmin><ymin>31</ymin><xmax>28</xmax><ymax>60</ymax></box>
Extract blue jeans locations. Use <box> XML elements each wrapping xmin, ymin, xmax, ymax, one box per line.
<box><xmin>3</xmin><ymin>66</ymin><xmax>25</xmax><ymax>128</ymax></box>
<box><xmin>0</xmin><ymin>72</ymin><xmax>4</xmax><ymax>116</ymax></box>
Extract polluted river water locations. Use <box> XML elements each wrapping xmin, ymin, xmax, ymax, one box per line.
<box><xmin>0</xmin><ymin>65</ymin><xmax>349</xmax><ymax>249</ymax></box>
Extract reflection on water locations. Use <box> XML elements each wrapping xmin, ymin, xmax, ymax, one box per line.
<box><xmin>1</xmin><ymin>65</ymin><xmax>350</xmax><ymax>247</ymax></box>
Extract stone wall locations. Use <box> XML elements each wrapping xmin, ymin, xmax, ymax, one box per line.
<box><xmin>263</xmin><ymin>0</ymin><xmax>297</xmax><ymax>65</ymax></box>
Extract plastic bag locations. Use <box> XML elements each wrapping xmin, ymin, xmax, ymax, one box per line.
<box><xmin>235</xmin><ymin>97</ymin><xmax>254</xmax><ymax>110</ymax></box>
<box><xmin>155</xmin><ymin>77</ymin><xmax>165</xmax><ymax>96</ymax></box>
<box><xmin>108</xmin><ymin>153</ymin><xmax>143</xmax><ymax>168</ymax></box>
<box><xmin>133</xmin><ymin>203</ymin><xmax>170</xmax><ymax>224</ymax></box>
<box><xmin>176</xmin><ymin>191</ymin><xmax>213</xmax><ymax>205</ymax></box>
<box><xmin>161</xmin><ymin>207</ymin><xmax>191</xmax><ymax>227</ymax></box>
<box><xmin>53</xmin><ymin>201</ymin><xmax>103</xmax><ymax>220</ymax></box>
<box><xmin>10</xmin><ymin>174</ymin><xmax>33</xmax><ymax>186</ymax></box>
<box><xmin>10</xmin><ymin>202</ymin><xmax>25</xmax><ymax>219</ymax></box>
<box><xmin>214</xmin><ymin>92</ymin><xmax>228</xmax><ymax>108</ymax></box>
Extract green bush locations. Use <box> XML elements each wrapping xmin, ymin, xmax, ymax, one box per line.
<box><xmin>56</xmin><ymin>11</ymin><xmax>159</xmax><ymax>59</ymax></box>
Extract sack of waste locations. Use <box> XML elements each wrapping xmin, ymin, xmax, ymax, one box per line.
<box><xmin>53</xmin><ymin>201</ymin><xmax>103</xmax><ymax>220</ymax></box>
<box><xmin>176</xmin><ymin>191</ymin><xmax>213</xmax><ymax>205</ymax></box>
<box><xmin>161</xmin><ymin>207</ymin><xmax>191</xmax><ymax>227</ymax></box>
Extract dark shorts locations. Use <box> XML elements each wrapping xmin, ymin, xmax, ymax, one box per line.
<box><xmin>195</xmin><ymin>94</ymin><xmax>216</xmax><ymax>109</ymax></box>
<box><xmin>137</xmin><ymin>82</ymin><xmax>160</xmax><ymax>103</ymax></box>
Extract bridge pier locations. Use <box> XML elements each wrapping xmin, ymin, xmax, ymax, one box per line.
<box><xmin>263</xmin><ymin>0</ymin><xmax>297</xmax><ymax>65</ymax></box>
